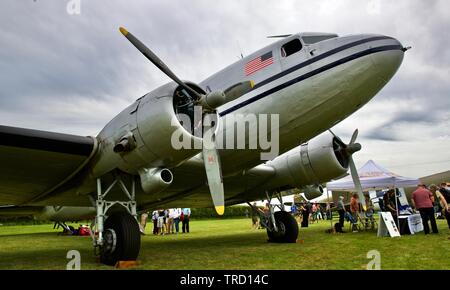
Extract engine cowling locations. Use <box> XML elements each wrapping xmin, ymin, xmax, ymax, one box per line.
<box><xmin>92</xmin><ymin>81</ymin><xmax>205</xmax><ymax>177</ymax></box>
<box><xmin>268</xmin><ymin>132</ymin><xmax>348</xmax><ymax>195</ymax></box>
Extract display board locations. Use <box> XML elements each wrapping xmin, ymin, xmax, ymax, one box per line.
<box><xmin>377</xmin><ymin>212</ymin><xmax>401</xmax><ymax>237</ymax></box>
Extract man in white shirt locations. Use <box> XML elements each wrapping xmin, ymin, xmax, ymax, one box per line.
<box><xmin>166</xmin><ymin>209</ymin><xmax>175</xmax><ymax>234</ymax></box>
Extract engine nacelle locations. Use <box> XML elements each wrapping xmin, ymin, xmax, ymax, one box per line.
<box><xmin>302</xmin><ymin>185</ymin><xmax>324</xmax><ymax>200</ymax></box>
<box><xmin>91</xmin><ymin>82</ymin><xmax>205</xmax><ymax>176</ymax></box>
<box><xmin>139</xmin><ymin>168</ymin><xmax>173</xmax><ymax>196</ymax></box>
<box><xmin>268</xmin><ymin>132</ymin><xmax>348</xmax><ymax>190</ymax></box>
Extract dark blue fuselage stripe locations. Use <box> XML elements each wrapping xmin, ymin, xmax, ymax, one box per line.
<box><xmin>219</xmin><ymin>44</ymin><xmax>402</xmax><ymax>117</ymax></box>
<box><xmin>252</xmin><ymin>36</ymin><xmax>392</xmax><ymax>91</ymax></box>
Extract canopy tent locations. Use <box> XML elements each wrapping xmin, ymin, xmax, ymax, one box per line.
<box><xmin>326</xmin><ymin>160</ymin><xmax>420</xmax><ymax>191</ymax></box>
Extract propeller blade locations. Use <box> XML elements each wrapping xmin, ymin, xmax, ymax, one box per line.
<box><xmin>349</xmin><ymin>156</ymin><xmax>366</xmax><ymax>211</ymax></box>
<box><xmin>349</xmin><ymin>129</ymin><xmax>359</xmax><ymax>145</ymax></box>
<box><xmin>202</xmin><ymin>115</ymin><xmax>225</xmax><ymax>215</ymax></box>
<box><xmin>119</xmin><ymin>27</ymin><xmax>201</xmax><ymax>99</ymax></box>
<box><xmin>328</xmin><ymin>129</ymin><xmax>344</xmax><ymax>145</ymax></box>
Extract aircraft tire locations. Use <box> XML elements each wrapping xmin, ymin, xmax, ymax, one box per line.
<box><xmin>267</xmin><ymin>211</ymin><xmax>298</xmax><ymax>243</ymax></box>
<box><xmin>100</xmin><ymin>212</ymin><xmax>141</xmax><ymax>266</ymax></box>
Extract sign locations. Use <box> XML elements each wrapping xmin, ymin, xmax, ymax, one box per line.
<box><xmin>398</xmin><ymin>214</ymin><xmax>423</xmax><ymax>234</ymax></box>
<box><xmin>377</xmin><ymin>212</ymin><xmax>401</xmax><ymax>237</ymax></box>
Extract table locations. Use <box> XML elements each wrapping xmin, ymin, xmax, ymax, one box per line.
<box><xmin>398</xmin><ymin>214</ymin><xmax>423</xmax><ymax>235</ymax></box>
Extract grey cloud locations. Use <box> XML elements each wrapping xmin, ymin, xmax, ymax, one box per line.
<box><xmin>0</xmin><ymin>0</ymin><xmax>449</xmax><ymax>177</ymax></box>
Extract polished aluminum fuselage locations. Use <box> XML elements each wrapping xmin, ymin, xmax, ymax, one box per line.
<box><xmin>36</xmin><ymin>33</ymin><xmax>405</xmax><ymax>209</ymax></box>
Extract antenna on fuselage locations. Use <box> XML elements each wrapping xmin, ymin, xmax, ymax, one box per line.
<box><xmin>267</xmin><ymin>34</ymin><xmax>292</xmax><ymax>38</ymax></box>
<box><xmin>236</xmin><ymin>40</ymin><xmax>244</xmax><ymax>59</ymax></box>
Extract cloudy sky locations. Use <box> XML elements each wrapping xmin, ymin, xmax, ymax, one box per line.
<box><xmin>0</xmin><ymin>0</ymin><xmax>449</xmax><ymax>178</ymax></box>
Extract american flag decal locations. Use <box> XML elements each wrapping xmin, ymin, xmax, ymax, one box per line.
<box><xmin>244</xmin><ymin>51</ymin><xmax>273</xmax><ymax>76</ymax></box>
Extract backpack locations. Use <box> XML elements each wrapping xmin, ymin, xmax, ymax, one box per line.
<box><xmin>180</xmin><ymin>212</ymin><xmax>184</xmax><ymax>221</ymax></box>
<box><xmin>334</xmin><ymin>222</ymin><xmax>343</xmax><ymax>233</ymax></box>
<box><xmin>78</xmin><ymin>225</ymin><xmax>91</xmax><ymax>236</ymax></box>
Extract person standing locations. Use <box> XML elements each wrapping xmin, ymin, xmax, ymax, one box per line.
<box><xmin>436</xmin><ymin>183</ymin><xmax>450</xmax><ymax>229</ymax></box>
<box><xmin>412</xmin><ymin>184</ymin><xmax>438</xmax><ymax>234</ymax></box>
<box><xmin>336</xmin><ymin>196</ymin><xmax>346</xmax><ymax>232</ymax></box>
<box><xmin>311</xmin><ymin>203</ymin><xmax>318</xmax><ymax>223</ymax></box>
<box><xmin>139</xmin><ymin>211</ymin><xmax>149</xmax><ymax>235</ymax></box>
<box><xmin>251</xmin><ymin>202</ymin><xmax>259</xmax><ymax>229</ymax></box>
<box><xmin>316</xmin><ymin>204</ymin><xmax>323</xmax><ymax>220</ymax></box>
<box><xmin>157</xmin><ymin>209</ymin><xmax>165</xmax><ymax>235</ymax></box>
<box><xmin>350</xmin><ymin>193</ymin><xmax>359</xmax><ymax>232</ymax></box>
<box><xmin>152</xmin><ymin>210</ymin><xmax>159</xmax><ymax>235</ymax></box>
<box><xmin>291</xmin><ymin>203</ymin><xmax>298</xmax><ymax>216</ymax></box>
<box><xmin>173</xmin><ymin>208</ymin><xmax>182</xmax><ymax>234</ymax></box>
<box><xmin>301</xmin><ymin>202</ymin><xmax>311</xmax><ymax>228</ymax></box>
<box><xmin>182</xmin><ymin>208</ymin><xmax>191</xmax><ymax>233</ymax></box>
<box><xmin>383</xmin><ymin>189</ymin><xmax>398</xmax><ymax>225</ymax></box>
<box><xmin>166</xmin><ymin>209</ymin><xmax>175</xmax><ymax>234</ymax></box>
<box><xmin>325</xmin><ymin>202</ymin><xmax>332</xmax><ymax>220</ymax></box>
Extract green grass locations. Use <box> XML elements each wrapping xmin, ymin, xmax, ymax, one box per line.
<box><xmin>0</xmin><ymin>218</ymin><xmax>449</xmax><ymax>270</ymax></box>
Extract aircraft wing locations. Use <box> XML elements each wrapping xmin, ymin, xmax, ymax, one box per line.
<box><xmin>0</xmin><ymin>205</ymin><xmax>43</xmax><ymax>217</ymax></box>
<box><xmin>0</xmin><ymin>125</ymin><xmax>97</xmax><ymax>205</ymax></box>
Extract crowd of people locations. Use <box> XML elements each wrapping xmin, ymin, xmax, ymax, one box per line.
<box><xmin>139</xmin><ymin>208</ymin><xmax>191</xmax><ymax>235</ymax></box>
<box><xmin>376</xmin><ymin>183</ymin><xmax>450</xmax><ymax>235</ymax></box>
<box><xmin>411</xmin><ymin>183</ymin><xmax>450</xmax><ymax>234</ymax></box>
<box><xmin>246</xmin><ymin>181</ymin><xmax>450</xmax><ymax>235</ymax></box>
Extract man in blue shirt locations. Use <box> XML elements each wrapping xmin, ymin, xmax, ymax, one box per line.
<box><xmin>182</xmin><ymin>208</ymin><xmax>191</xmax><ymax>233</ymax></box>
<box><xmin>291</xmin><ymin>203</ymin><xmax>298</xmax><ymax>215</ymax></box>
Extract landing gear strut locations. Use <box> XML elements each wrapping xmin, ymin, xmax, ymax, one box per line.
<box><xmin>248</xmin><ymin>191</ymin><xmax>298</xmax><ymax>243</ymax></box>
<box><xmin>90</xmin><ymin>175</ymin><xmax>141</xmax><ymax>266</ymax></box>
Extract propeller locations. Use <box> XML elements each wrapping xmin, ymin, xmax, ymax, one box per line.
<box><xmin>329</xmin><ymin>129</ymin><xmax>366</xmax><ymax>211</ymax></box>
<box><xmin>119</xmin><ymin>27</ymin><xmax>254</xmax><ymax>215</ymax></box>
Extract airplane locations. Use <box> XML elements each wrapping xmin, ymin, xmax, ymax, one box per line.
<box><xmin>0</xmin><ymin>27</ymin><xmax>406</xmax><ymax>265</ymax></box>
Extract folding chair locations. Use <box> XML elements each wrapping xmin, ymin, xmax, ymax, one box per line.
<box><xmin>345</xmin><ymin>212</ymin><xmax>361</xmax><ymax>232</ymax></box>
<box><xmin>357</xmin><ymin>211</ymin><xmax>378</xmax><ymax>231</ymax></box>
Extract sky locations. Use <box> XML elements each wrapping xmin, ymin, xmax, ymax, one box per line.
<box><xmin>0</xmin><ymin>0</ymin><xmax>449</xmax><ymax>178</ymax></box>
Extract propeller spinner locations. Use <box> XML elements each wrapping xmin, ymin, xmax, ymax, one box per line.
<box><xmin>330</xmin><ymin>129</ymin><xmax>366</xmax><ymax>211</ymax></box>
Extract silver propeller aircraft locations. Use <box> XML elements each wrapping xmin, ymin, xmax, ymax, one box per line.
<box><xmin>0</xmin><ymin>27</ymin><xmax>406</xmax><ymax>265</ymax></box>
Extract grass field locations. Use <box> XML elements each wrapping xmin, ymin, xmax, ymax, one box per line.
<box><xmin>0</xmin><ymin>217</ymin><xmax>449</xmax><ymax>270</ymax></box>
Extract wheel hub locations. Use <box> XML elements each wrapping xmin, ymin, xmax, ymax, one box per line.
<box><xmin>273</xmin><ymin>221</ymin><xmax>286</xmax><ymax>237</ymax></box>
<box><xmin>102</xmin><ymin>229</ymin><xmax>117</xmax><ymax>254</ymax></box>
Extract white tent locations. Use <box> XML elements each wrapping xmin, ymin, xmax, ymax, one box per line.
<box><xmin>326</xmin><ymin>160</ymin><xmax>420</xmax><ymax>191</ymax></box>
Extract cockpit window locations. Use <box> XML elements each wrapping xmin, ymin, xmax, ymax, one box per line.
<box><xmin>302</xmin><ymin>35</ymin><xmax>338</xmax><ymax>45</ymax></box>
<box><xmin>281</xmin><ymin>39</ymin><xmax>302</xmax><ymax>57</ymax></box>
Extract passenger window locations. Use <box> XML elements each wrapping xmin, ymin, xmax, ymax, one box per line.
<box><xmin>281</xmin><ymin>39</ymin><xmax>302</xmax><ymax>57</ymax></box>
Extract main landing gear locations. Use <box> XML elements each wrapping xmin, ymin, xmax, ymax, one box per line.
<box><xmin>248</xmin><ymin>191</ymin><xmax>299</xmax><ymax>243</ymax></box>
<box><xmin>90</xmin><ymin>175</ymin><xmax>141</xmax><ymax>266</ymax></box>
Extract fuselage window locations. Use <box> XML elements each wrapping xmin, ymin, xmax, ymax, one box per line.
<box><xmin>281</xmin><ymin>39</ymin><xmax>303</xmax><ymax>58</ymax></box>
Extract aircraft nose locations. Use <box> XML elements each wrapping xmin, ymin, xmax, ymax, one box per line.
<box><xmin>369</xmin><ymin>36</ymin><xmax>405</xmax><ymax>82</ymax></box>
